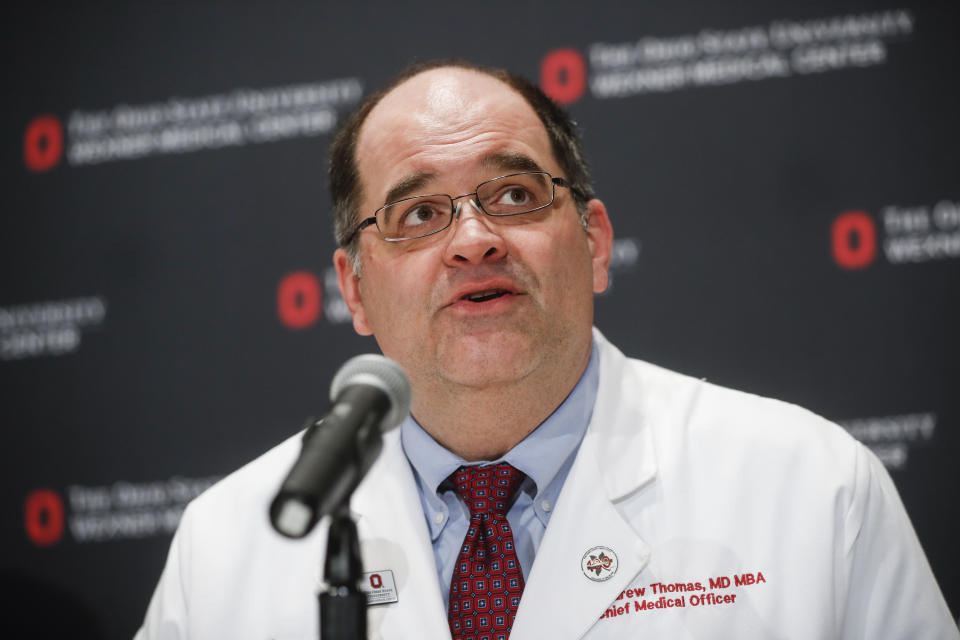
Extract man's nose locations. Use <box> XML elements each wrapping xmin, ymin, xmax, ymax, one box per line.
<box><xmin>442</xmin><ymin>199</ymin><xmax>507</xmax><ymax>265</ymax></box>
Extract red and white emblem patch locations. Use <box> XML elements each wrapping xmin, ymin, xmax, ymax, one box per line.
<box><xmin>581</xmin><ymin>546</ymin><xmax>618</xmax><ymax>582</ymax></box>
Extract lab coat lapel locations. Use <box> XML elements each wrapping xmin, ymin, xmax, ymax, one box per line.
<box><xmin>350</xmin><ymin>430</ymin><xmax>451</xmax><ymax>640</ymax></box>
<box><xmin>511</xmin><ymin>332</ymin><xmax>658</xmax><ymax>639</ymax></box>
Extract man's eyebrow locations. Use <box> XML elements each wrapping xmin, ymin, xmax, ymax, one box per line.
<box><xmin>383</xmin><ymin>172</ymin><xmax>435</xmax><ymax>206</ymax></box>
<box><xmin>481</xmin><ymin>152</ymin><xmax>545</xmax><ymax>174</ymax></box>
<box><xmin>381</xmin><ymin>153</ymin><xmax>543</xmax><ymax>205</ymax></box>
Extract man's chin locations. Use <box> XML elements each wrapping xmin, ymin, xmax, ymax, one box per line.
<box><xmin>435</xmin><ymin>332</ymin><xmax>540</xmax><ymax>389</ymax></box>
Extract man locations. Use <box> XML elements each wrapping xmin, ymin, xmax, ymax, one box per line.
<box><xmin>137</xmin><ymin>61</ymin><xmax>958</xmax><ymax>639</ymax></box>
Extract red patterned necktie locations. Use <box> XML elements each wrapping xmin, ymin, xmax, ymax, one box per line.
<box><xmin>448</xmin><ymin>463</ymin><xmax>527</xmax><ymax>640</ymax></box>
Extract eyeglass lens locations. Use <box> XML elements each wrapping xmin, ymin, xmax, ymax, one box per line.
<box><xmin>377</xmin><ymin>172</ymin><xmax>554</xmax><ymax>240</ymax></box>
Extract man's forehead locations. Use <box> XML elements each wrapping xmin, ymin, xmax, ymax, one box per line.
<box><xmin>355</xmin><ymin>67</ymin><xmax>551</xmax><ymax>186</ymax></box>
<box><xmin>365</xmin><ymin>67</ymin><xmax>533</xmax><ymax>132</ymax></box>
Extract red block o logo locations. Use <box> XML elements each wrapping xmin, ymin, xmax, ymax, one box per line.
<box><xmin>24</xmin><ymin>116</ymin><xmax>63</xmax><ymax>172</ymax></box>
<box><xmin>832</xmin><ymin>211</ymin><xmax>877</xmax><ymax>269</ymax></box>
<box><xmin>541</xmin><ymin>49</ymin><xmax>587</xmax><ymax>105</ymax></box>
<box><xmin>25</xmin><ymin>489</ymin><xmax>64</xmax><ymax>546</ymax></box>
<box><xmin>278</xmin><ymin>271</ymin><xmax>322</xmax><ymax>329</ymax></box>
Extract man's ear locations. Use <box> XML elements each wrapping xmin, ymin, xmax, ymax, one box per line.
<box><xmin>584</xmin><ymin>199</ymin><xmax>614</xmax><ymax>294</ymax></box>
<box><xmin>333</xmin><ymin>248</ymin><xmax>373</xmax><ymax>336</ymax></box>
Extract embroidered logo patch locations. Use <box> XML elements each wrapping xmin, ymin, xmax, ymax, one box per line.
<box><xmin>581</xmin><ymin>546</ymin><xmax>618</xmax><ymax>582</ymax></box>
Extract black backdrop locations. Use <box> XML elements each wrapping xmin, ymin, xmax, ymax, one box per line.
<box><xmin>3</xmin><ymin>2</ymin><xmax>958</xmax><ymax>637</ymax></box>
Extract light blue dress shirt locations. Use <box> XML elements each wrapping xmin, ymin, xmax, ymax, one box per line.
<box><xmin>400</xmin><ymin>341</ymin><xmax>599</xmax><ymax>609</ymax></box>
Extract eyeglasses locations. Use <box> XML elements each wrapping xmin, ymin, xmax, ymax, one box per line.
<box><xmin>342</xmin><ymin>171</ymin><xmax>588</xmax><ymax>245</ymax></box>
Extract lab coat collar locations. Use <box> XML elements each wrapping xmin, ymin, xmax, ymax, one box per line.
<box><xmin>510</xmin><ymin>329</ymin><xmax>659</xmax><ymax>639</ymax></box>
<box><xmin>590</xmin><ymin>328</ymin><xmax>659</xmax><ymax>502</ymax></box>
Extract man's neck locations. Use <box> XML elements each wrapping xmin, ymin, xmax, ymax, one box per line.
<box><xmin>410</xmin><ymin>343</ymin><xmax>592</xmax><ymax>461</ymax></box>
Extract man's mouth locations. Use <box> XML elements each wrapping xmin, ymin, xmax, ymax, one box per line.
<box><xmin>463</xmin><ymin>289</ymin><xmax>510</xmax><ymax>303</ymax></box>
<box><xmin>446</xmin><ymin>279</ymin><xmax>521</xmax><ymax>309</ymax></box>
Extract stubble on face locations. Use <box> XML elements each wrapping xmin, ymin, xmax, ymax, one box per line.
<box><xmin>429</xmin><ymin>260</ymin><xmax>545</xmax><ymax>388</ymax></box>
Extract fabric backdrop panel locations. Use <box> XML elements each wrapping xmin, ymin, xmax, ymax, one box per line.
<box><xmin>2</xmin><ymin>2</ymin><xmax>957</xmax><ymax>637</ymax></box>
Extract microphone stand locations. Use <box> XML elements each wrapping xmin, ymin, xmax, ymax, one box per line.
<box><xmin>316</xmin><ymin>404</ymin><xmax>387</xmax><ymax>640</ymax></box>
<box><xmin>319</xmin><ymin>506</ymin><xmax>366</xmax><ymax>640</ymax></box>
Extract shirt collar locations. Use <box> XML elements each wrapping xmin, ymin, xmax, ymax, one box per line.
<box><xmin>401</xmin><ymin>339</ymin><xmax>600</xmax><ymax>539</ymax></box>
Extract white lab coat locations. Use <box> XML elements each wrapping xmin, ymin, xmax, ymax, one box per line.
<box><xmin>136</xmin><ymin>329</ymin><xmax>958</xmax><ymax>639</ymax></box>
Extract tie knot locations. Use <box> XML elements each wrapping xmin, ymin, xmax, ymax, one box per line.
<box><xmin>451</xmin><ymin>463</ymin><xmax>525</xmax><ymax>516</ymax></box>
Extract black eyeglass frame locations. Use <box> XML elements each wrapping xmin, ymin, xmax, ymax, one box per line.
<box><xmin>341</xmin><ymin>171</ymin><xmax>591</xmax><ymax>246</ymax></box>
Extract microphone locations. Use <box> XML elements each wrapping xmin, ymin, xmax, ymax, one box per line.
<box><xmin>270</xmin><ymin>354</ymin><xmax>411</xmax><ymax>538</ymax></box>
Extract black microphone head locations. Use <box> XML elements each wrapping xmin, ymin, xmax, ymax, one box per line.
<box><xmin>330</xmin><ymin>354</ymin><xmax>411</xmax><ymax>431</ymax></box>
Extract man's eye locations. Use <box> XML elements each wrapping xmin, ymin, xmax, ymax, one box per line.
<box><xmin>497</xmin><ymin>187</ymin><xmax>531</xmax><ymax>206</ymax></box>
<box><xmin>401</xmin><ymin>205</ymin><xmax>439</xmax><ymax>226</ymax></box>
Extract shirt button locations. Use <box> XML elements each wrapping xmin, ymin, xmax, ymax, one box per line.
<box><xmin>541</xmin><ymin>499</ymin><xmax>552</xmax><ymax>512</ymax></box>
<box><xmin>434</xmin><ymin>512</ymin><xmax>445</xmax><ymax>525</ymax></box>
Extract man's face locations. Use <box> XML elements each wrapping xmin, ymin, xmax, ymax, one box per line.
<box><xmin>335</xmin><ymin>68</ymin><xmax>612</xmax><ymax>400</ymax></box>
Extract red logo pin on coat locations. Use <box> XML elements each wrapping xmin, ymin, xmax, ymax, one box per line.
<box><xmin>582</xmin><ymin>546</ymin><xmax>618</xmax><ymax>581</ymax></box>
